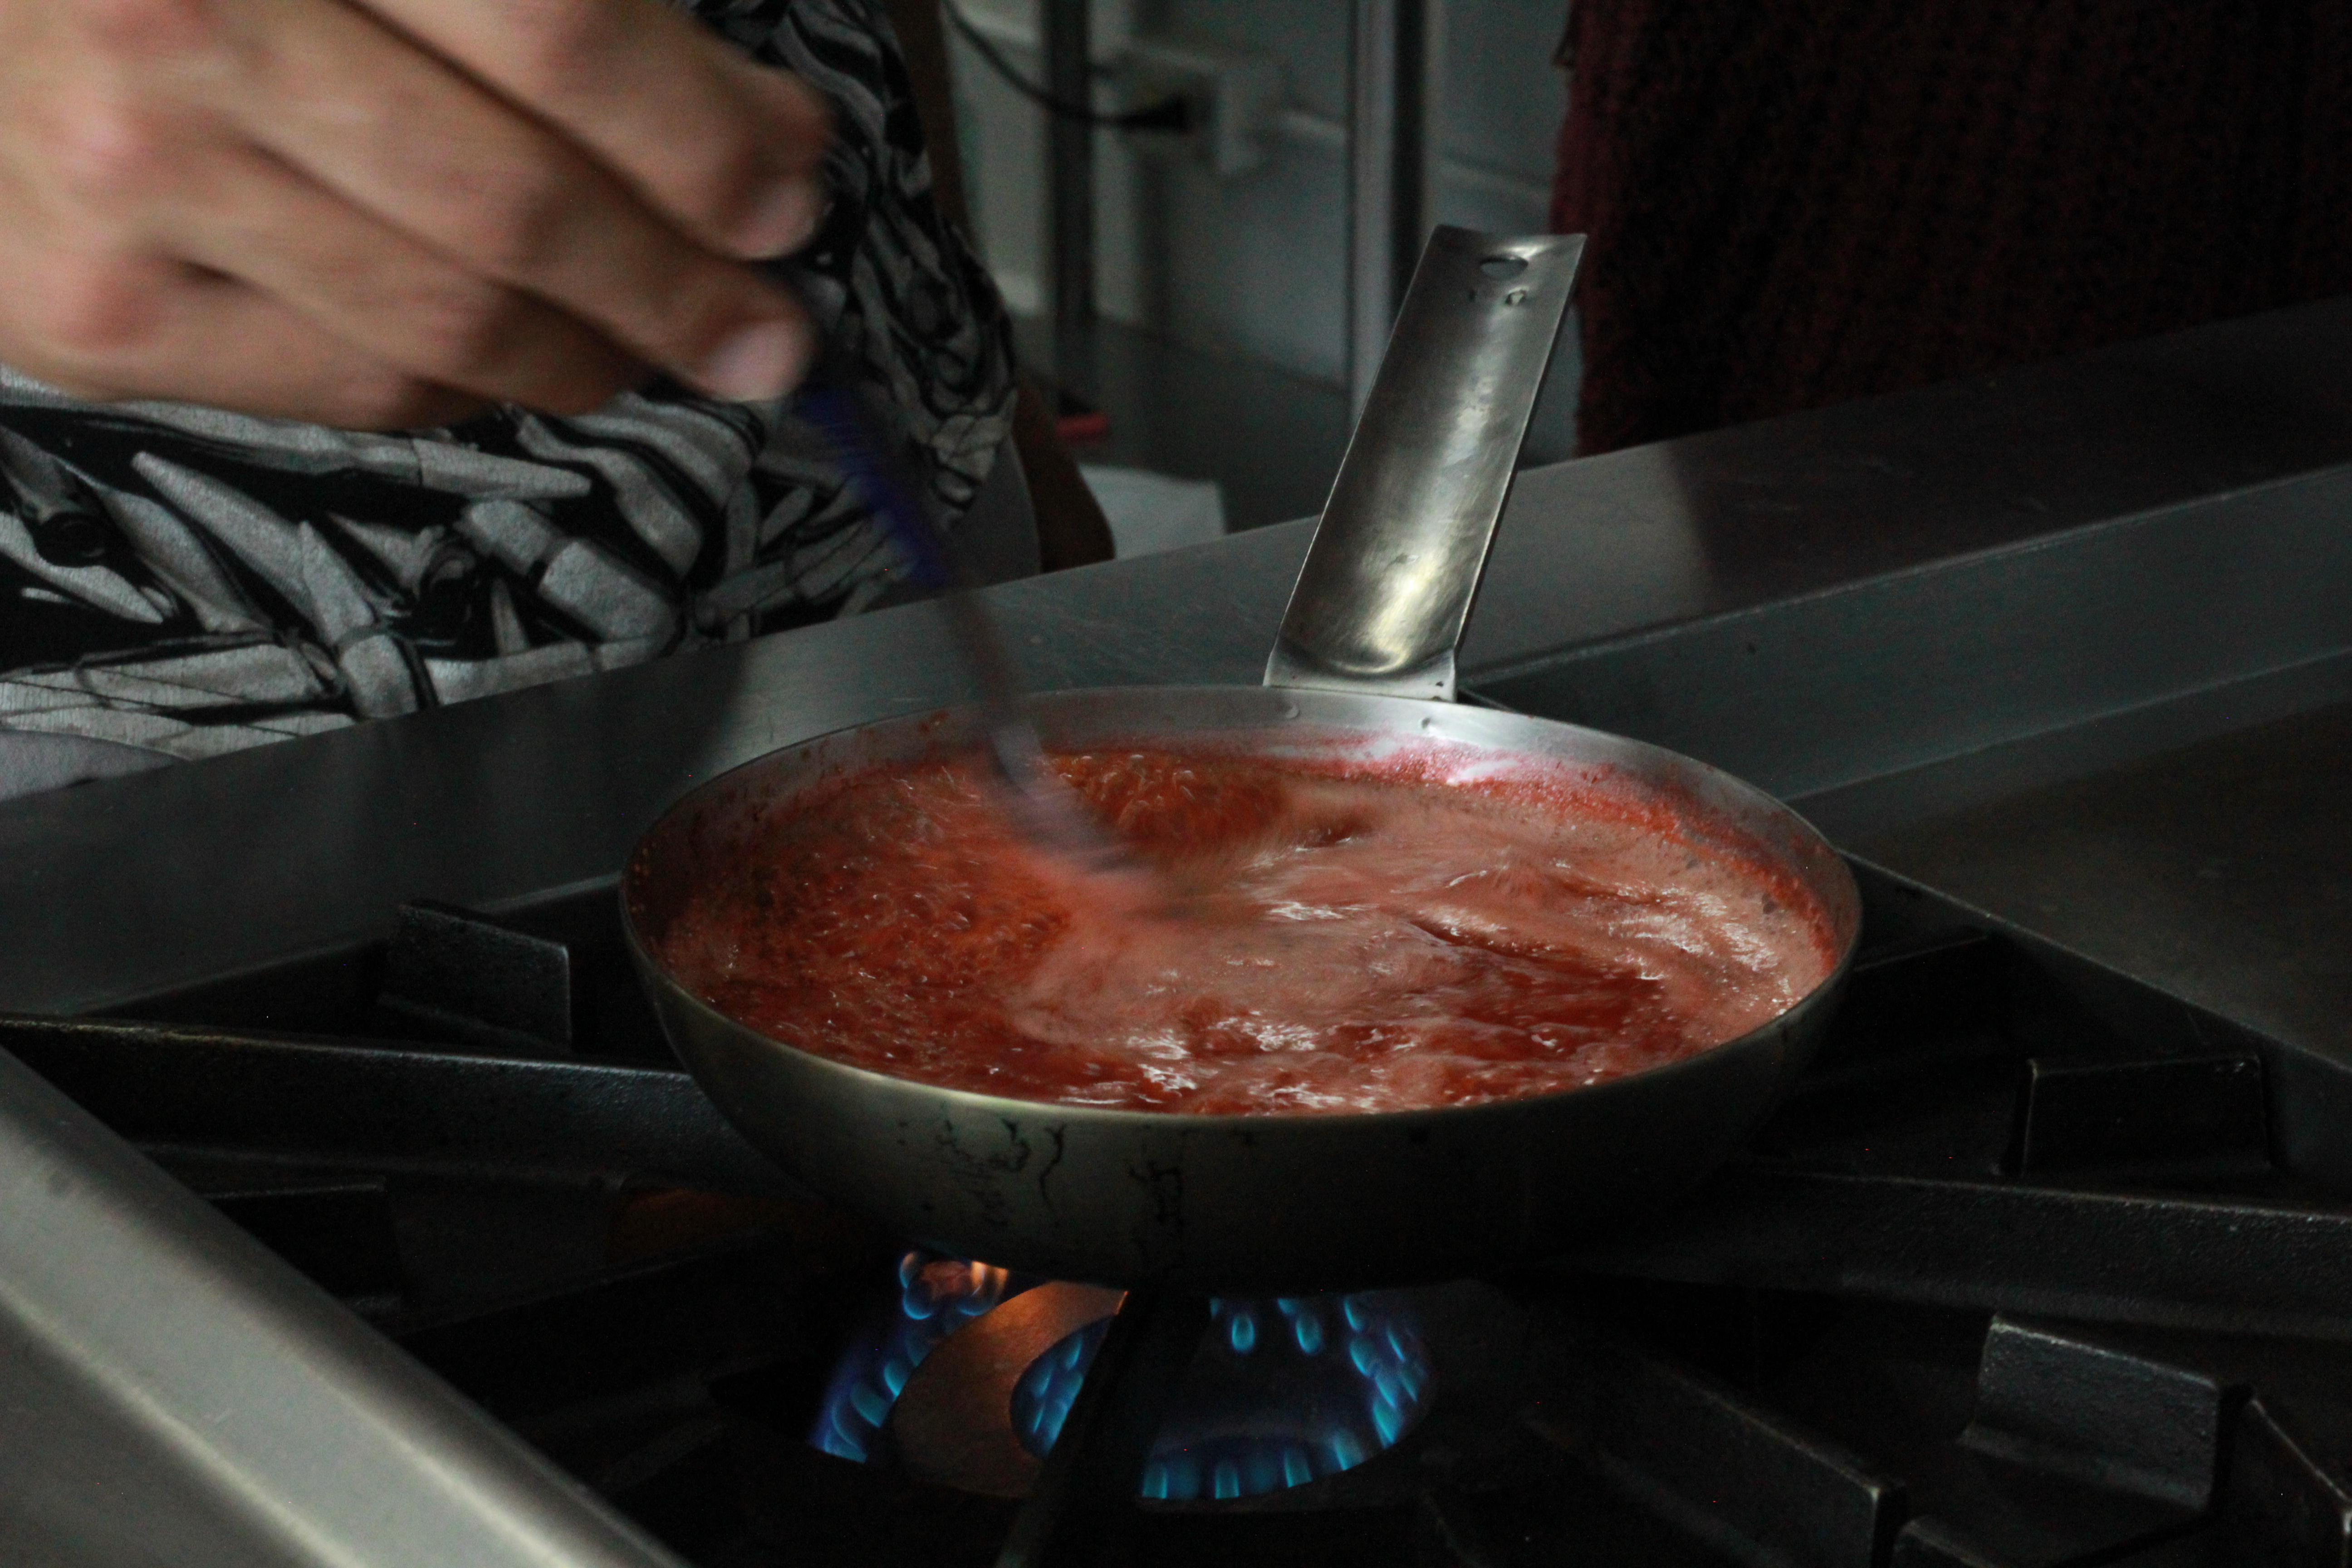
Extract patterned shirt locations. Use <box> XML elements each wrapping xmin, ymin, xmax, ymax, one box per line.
<box><xmin>0</xmin><ymin>0</ymin><xmax>1015</xmax><ymax>796</ymax></box>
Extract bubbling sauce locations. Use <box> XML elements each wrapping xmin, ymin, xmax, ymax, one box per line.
<box><xmin>652</xmin><ymin>746</ymin><xmax>1839</xmax><ymax>1115</ymax></box>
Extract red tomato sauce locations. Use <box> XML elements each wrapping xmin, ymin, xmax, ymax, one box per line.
<box><xmin>651</xmin><ymin>746</ymin><xmax>1838</xmax><ymax>1115</ymax></box>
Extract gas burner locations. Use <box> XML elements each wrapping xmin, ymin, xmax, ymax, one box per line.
<box><xmin>895</xmin><ymin>1280</ymin><xmax>1125</xmax><ymax>1496</ymax></box>
<box><xmin>1015</xmin><ymin>1292</ymin><xmax>1434</xmax><ymax>1500</ymax></box>
<box><xmin>813</xmin><ymin>1252</ymin><xmax>1029</xmax><ymax>1465</ymax></box>
<box><xmin>810</xmin><ymin>1250</ymin><xmax>1434</xmax><ymax>1503</ymax></box>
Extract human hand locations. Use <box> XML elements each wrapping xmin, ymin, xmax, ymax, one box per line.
<box><xmin>0</xmin><ymin>0</ymin><xmax>828</xmax><ymax>427</ymax></box>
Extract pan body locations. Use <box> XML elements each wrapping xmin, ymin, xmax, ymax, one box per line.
<box><xmin>622</xmin><ymin>686</ymin><xmax>1862</xmax><ymax>1294</ymax></box>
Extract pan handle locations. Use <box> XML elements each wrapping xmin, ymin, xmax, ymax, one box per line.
<box><xmin>1264</xmin><ymin>226</ymin><xmax>1583</xmax><ymax>702</ymax></box>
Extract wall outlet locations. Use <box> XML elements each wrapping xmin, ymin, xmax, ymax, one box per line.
<box><xmin>1119</xmin><ymin>35</ymin><xmax>1284</xmax><ymax>179</ymax></box>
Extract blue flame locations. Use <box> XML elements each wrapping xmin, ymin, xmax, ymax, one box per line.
<box><xmin>812</xmin><ymin>1252</ymin><xmax>1434</xmax><ymax>1501</ymax></box>
<box><xmin>809</xmin><ymin>1250</ymin><xmax>1031</xmax><ymax>1461</ymax></box>
<box><xmin>1010</xmin><ymin>1291</ymin><xmax>1433</xmax><ymax>1500</ymax></box>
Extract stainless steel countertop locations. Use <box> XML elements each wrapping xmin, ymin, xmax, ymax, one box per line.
<box><xmin>7</xmin><ymin>298</ymin><xmax>2352</xmax><ymax>1060</ymax></box>
<box><xmin>1851</xmin><ymin>700</ymin><xmax>2352</xmax><ymax>1068</ymax></box>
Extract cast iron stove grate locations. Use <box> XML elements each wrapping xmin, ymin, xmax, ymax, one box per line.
<box><xmin>8</xmin><ymin>860</ymin><xmax>2352</xmax><ymax>1567</ymax></box>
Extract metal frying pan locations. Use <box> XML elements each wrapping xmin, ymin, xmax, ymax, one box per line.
<box><xmin>622</xmin><ymin>227</ymin><xmax>1862</xmax><ymax>1295</ymax></box>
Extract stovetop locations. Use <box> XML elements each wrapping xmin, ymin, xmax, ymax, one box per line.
<box><xmin>10</xmin><ymin>857</ymin><xmax>2352</xmax><ymax>1567</ymax></box>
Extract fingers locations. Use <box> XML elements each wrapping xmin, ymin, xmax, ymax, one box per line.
<box><xmin>0</xmin><ymin>128</ymin><xmax>448</xmax><ymax>425</ymax></box>
<box><xmin>203</xmin><ymin>0</ymin><xmax>815</xmax><ymax>400</ymax></box>
<box><xmin>156</xmin><ymin>144</ymin><xmax>647</xmax><ymax>415</ymax></box>
<box><xmin>0</xmin><ymin>0</ymin><xmax>829</xmax><ymax>425</ymax></box>
<box><xmin>354</xmin><ymin>0</ymin><xmax>832</xmax><ymax>260</ymax></box>
<box><xmin>0</xmin><ymin>243</ymin><xmax>491</xmax><ymax>429</ymax></box>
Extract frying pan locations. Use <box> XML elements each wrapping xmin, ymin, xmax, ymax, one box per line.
<box><xmin>622</xmin><ymin>227</ymin><xmax>1862</xmax><ymax>1295</ymax></box>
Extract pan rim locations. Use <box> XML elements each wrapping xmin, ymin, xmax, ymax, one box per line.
<box><xmin>622</xmin><ymin>683</ymin><xmax>1862</xmax><ymax>1133</ymax></box>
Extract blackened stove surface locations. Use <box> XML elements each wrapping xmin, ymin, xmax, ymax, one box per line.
<box><xmin>10</xmin><ymin>861</ymin><xmax>2352</xmax><ymax>1567</ymax></box>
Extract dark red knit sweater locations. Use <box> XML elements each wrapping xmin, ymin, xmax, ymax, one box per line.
<box><xmin>1552</xmin><ymin>0</ymin><xmax>2352</xmax><ymax>455</ymax></box>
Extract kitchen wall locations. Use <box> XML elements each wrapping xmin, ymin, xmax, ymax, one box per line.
<box><xmin>944</xmin><ymin>0</ymin><xmax>1581</xmax><ymax>462</ymax></box>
